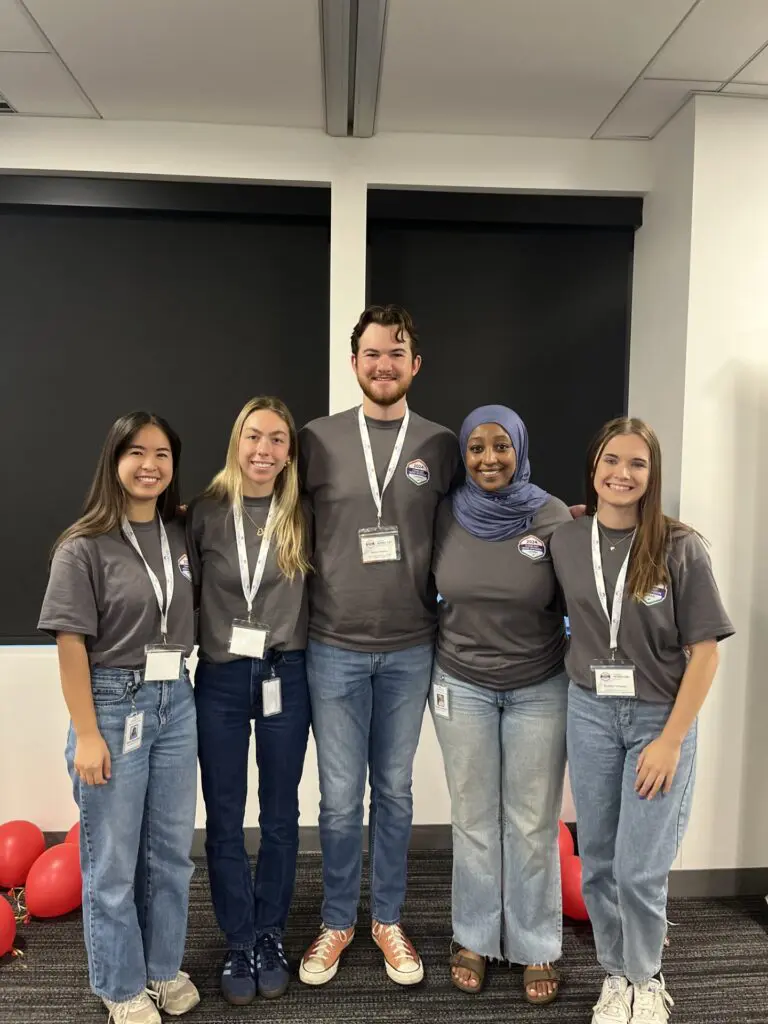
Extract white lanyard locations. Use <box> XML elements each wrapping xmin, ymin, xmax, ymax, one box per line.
<box><xmin>591</xmin><ymin>515</ymin><xmax>635</xmax><ymax>655</ymax></box>
<box><xmin>357</xmin><ymin>404</ymin><xmax>410</xmax><ymax>526</ymax></box>
<box><xmin>233</xmin><ymin>495</ymin><xmax>277</xmax><ymax>618</ymax></box>
<box><xmin>122</xmin><ymin>516</ymin><xmax>174</xmax><ymax>639</ymax></box>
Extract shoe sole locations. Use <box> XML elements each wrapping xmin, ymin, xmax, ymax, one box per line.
<box><xmin>158</xmin><ymin>993</ymin><xmax>202</xmax><ymax>1016</ymax></box>
<box><xmin>258</xmin><ymin>981</ymin><xmax>290</xmax><ymax>1000</ymax></box>
<box><xmin>384</xmin><ymin>960</ymin><xmax>425</xmax><ymax>986</ymax></box>
<box><xmin>222</xmin><ymin>989</ymin><xmax>256</xmax><ymax>1007</ymax></box>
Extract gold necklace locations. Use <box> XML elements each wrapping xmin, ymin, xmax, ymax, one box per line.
<box><xmin>242</xmin><ymin>506</ymin><xmax>265</xmax><ymax>537</ymax></box>
<box><xmin>598</xmin><ymin>523</ymin><xmax>635</xmax><ymax>552</ymax></box>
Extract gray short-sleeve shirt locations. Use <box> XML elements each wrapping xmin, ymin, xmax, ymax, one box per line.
<box><xmin>186</xmin><ymin>495</ymin><xmax>309</xmax><ymax>663</ymax></box>
<box><xmin>299</xmin><ymin>408</ymin><xmax>461</xmax><ymax>652</ymax></box>
<box><xmin>550</xmin><ymin>516</ymin><xmax>734</xmax><ymax>702</ymax></box>
<box><xmin>38</xmin><ymin>517</ymin><xmax>194</xmax><ymax>669</ymax></box>
<box><xmin>434</xmin><ymin>496</ymin><xmax>572</xmax><ymax>690</ymax></box>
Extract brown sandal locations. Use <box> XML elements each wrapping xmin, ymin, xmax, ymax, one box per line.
<box><xmin>450</xmin><ymin>950</ymin><xmax>487</xmax><ymax>993</ymax></box>
<box><xmin>523</xmin><ymin>964</ymin><xmax>561</xmax><ymax>1005</ymax></box>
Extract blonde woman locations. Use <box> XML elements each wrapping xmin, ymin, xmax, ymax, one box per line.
<box><xmin>186</xmin><ymin>397</ymin><xmax>312</xmax><ymax>1005</ymax></box>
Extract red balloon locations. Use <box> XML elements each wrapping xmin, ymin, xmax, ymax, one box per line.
<box><xmin>0</xmin><ymin>896</ymin><xmax>15</xmax><ymax>956</ymax></box>
<box><xmin>65</xmin><ymin>823</ymin><xmax>80</xmax><ymax>849</ymax></box>
<box><xmin>0</xmin><ymin>820</ymin><xmax>46</xmax><ymax>888</ymax></box>
<box><xmin>558</xmin><ymin>820</ymin><xmax>575</xmax><ymax>861</ymax></box>
<box><xmin>562</xmin><ymin>855</ymin><xmax>590</xmax><ymax>921</ymax></box>
<box><xmin>25</xmin><ymin>843</ymin><xmax>82</xmax><ymax>919</ymax></box>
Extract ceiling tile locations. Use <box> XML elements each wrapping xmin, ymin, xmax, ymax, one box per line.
<box><xmin>0</xmin><ymin>51</ymin><xmax>97</xmax><ymax>115</ymax></box>
<box><xmin>723</xmin><ymin>82</ymin><xmax>768</xmax><ymax>95</ymax></box>
<box><xmin>732</xmin><ymin>43</ymin><xmax>768</xmax><ymax>84</ymax></box>
<box><xmin>596</xmin><ymin>78</ymin><xmax>719</xmax><ymax>138</ymax></box>
<box><xmin>0</xmin><ymin>0</ymin><xmax>48</xmax><ymax>51</ymax></box>
<box><xmin>650</xmin><ymin>0</ymin><xmax>768</xmax><ymax>81</ymax></box>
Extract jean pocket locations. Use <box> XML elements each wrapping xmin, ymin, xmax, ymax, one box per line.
<box><xmin>91</xmin><ymin>682</ymin><xmax>131</xmax><ymax>706</ymax></box>
<box><xmin>279</xmin><ymin>649</ymin><xmax>305</xmax><ymax>665</ymax></box>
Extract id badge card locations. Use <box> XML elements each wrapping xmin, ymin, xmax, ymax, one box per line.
<box><xmin>591</xmin><ymin>661</ymin><xmax>636</xmax><ymax>697</ymax></box>
<box><xmin>359</xmin><ymin>525</ymin><xmax>401</xmax><ymax>564</ymax></box>
<box><xmin>433</xmin><ymin>682</ymin><xmax>450</xmax><ymax>719</ymax></box>
<box><xmin>262</xmin><ymin>676</ymin><xmax>282</xmax><ymax>717</ymax></box>
<box><xmin>144</xmin><ymin>644</ymin><xmax>185</xmax><ymax>682</ymax></box>
<box><xmin>229</xmin><ymin>620</ymin><xmax>270</xmax><ymax>659</ymax></box>
<box><xmin>123</xmin><ymin>711</ymin><xmax>144</xmax><ymax>753</ymax></box>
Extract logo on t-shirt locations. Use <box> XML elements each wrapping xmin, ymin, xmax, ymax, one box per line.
<box><xmin>405</xmin><ymin>458</ymin><xmax>430</xmax><ymax>486</ymax></box>
<box><xmin>178</xmin><ymin>553</ymin><xmax>192</xmax><ymax>583</ymax></box>
<box><xmin>642</xmin><ymin>583</ymin><xmax>667</xmax><ymax>606</ymax></box>
<box><xmin>518</xmin><ymin>535</ymin><xmax>547</xmax><ymax>561</ymax></box>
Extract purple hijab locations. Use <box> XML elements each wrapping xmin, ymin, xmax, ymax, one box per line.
<box><xmin>452</xmin><ymin>405</ymin><xmax>549</xmax><ymax>541</ymax></box>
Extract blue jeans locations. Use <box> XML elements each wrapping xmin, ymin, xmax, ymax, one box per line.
<box><xmin>430</xmin><ymin>665</ymin><xmax>568</xmax><ymax>964</ymax></box>
<box><xmin>195</xmin><ymin>651</ymin><xmax>311</xmax><ymax>948</ymax></box>
<box><xmin>566</xmin><ymin>682</ymin><xmax>697</xmax><ymax>985</ymax></box>
<box><xmin>65</xmin><ymin>667</ymin><xmax>197</xmax><ymax>1003</ymax></box>
<box><xmin>306</xmin><ymin>639</ymin><xmax>433</xmax><ymax>929</ymax></box>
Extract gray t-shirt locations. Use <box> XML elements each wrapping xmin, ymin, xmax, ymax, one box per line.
<box><xmin>299</xmin><ymin>408</ymin><xmax>461</xmax><ymax>652</ymax></box>
<box><xmin>186</xmin><ymin>495</ymin><xmax>309</xmax><ymax>663</ymax></box>
<box><xmin>38</xmin><ymin>517</ymin><xmax>194</xmax><ymax>669</ymax></box>
<box><xmin>434</xmin><ymin>496</ymin><xmax>573</xmax><ymax>690</ymax></box>
<box><xmin>550</xmin><ymin>516</ymin><xmax>734</xmax><ymax>702</ymax></box>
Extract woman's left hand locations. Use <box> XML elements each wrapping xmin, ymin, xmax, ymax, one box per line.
<box><xmin>635</xmin><ymin>736</ymin><xmax>682</xmax><ymax>799</ymax></box>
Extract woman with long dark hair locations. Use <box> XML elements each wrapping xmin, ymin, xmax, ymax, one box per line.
<box><xmin>187</xmin><ymin>396</ymin><xmax>312</xmax><ymax>1005</ymax></box>
<box><xmin>551</xmin><ymin>417</ymin><xmax>733</xmax><ymax>1024</ymax></box>
<box><xmin>39</xmin><ymin>411</ymin><xmax>199</xmax><ymax>1024</ymax></box>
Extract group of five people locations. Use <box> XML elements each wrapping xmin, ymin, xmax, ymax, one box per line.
<box><xmin>38</xmin><ymin>304</ymin><xmax>732</xmax><ymax>1024</ymax></box>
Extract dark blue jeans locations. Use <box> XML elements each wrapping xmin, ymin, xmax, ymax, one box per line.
<box><xmin>195</xmin><ymin>650</ymin><xmax>311</xmax><ymax>949</ymax></box>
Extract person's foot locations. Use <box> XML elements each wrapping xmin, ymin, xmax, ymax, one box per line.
<box><xmin>299</xmin><ymin>926</ymin><xmax>354</xmax><ymax>986</ymax></box>
<box><xmin>631</xmin><ymin>976</ymin><xmax>674</xmax><ymax>1023</ymax></box>
<box><xmin>101</xmin><ymin>992</ymin><xmax>161</xmax><ymax>1024</ymax></box>
<box><xmin>450</xmin><ymin>948</ymin><xmax>485</xmax><ymax>992</ymax></box>
<box><xmin>220</xmin><ymin>949</ymin><xmax>256</xmax><ymax>1006</ymax></box>
<box><xmin>371</xmin><ymin>921</ymin><xmax>424</xmax><ymax>985</ymax></box>
<box><xmin>255</xmin><ymin>932</ymin><xmax>291</xmax><ymax>999</ymax></box>
<box><xmin>146</xmin><ymin>972</ymin><xmax>200</xmax><ymax>1016</ymax></box>
<box><xmin>524</xmin><ymin>963</ymin><xmax>560</xmax><ymax>1003</ymax></box>
<box><xmin>592</xmin><ymin>976</ymin><xmax>634</xmax><ymax>1023</ymax></box>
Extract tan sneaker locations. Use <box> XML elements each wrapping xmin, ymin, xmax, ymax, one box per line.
<box><xmin>102</xmin><ymin>992</ymin><xmax>161</xmax><ymax>1024</ymax></box>
<box><xmin>146</xmin><ymin>971</ymin><xmax>200</xmax><ymax>1016</ymax></box>
<box><xmin>299</xmin><ymin>926</ymin><xmax>355</xmax><ymax>985</ymax></box>
<box><xmin>372</xmin><ymin>921</ymin><xmax>424</xmax><ymax>985</ymax></box>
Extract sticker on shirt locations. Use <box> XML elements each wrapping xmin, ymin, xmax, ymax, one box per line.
<box><xmin>517</xmin><ymin>535</ymin><xmax>547</xmax><ymax>561</ymax></box>
<box><xmin>642</xmin><ymin>583</ymin><xmax>668</xmax><ymax>606</ymax></box>
<box><xmin>405</xmin><ymin>459</ymin><xmax>430</xmax><ymax>487</ymax></box>
<box><xmin>177</xmin><ymin>553</ymin><xmax>192</xmax><ymax>583</ymax></box>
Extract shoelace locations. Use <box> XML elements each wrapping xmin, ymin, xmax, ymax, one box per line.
<box><xmin>633</xmin><ymin>982</ymin><xmax>674</xmax><ymax>1021</ymax></box>
<box><xmin>225</xmin><ymin>950</ymin><xmax>255</xmax><ymax>980</ymax></box>
<box><xmin>147</xmin><ymin>971</ymin><xmax>191</xmax><ymax>1010</ymax></box>
<box><xmin>377</xmin><ymin>924</ymin><xmax>414</xmax><ymax>966</ymax></box>
<box><xmin>594</xmin><ymin>979</ymin><xmax>633</xmax><ymax>1020</ymax></box>
<box><xmin>106</xmin><ymin>993</ymin><xmax>152</xmax><ymax>1023</ymax></box>
<box><xmin>257</xmin><ymin>934</ymin><xmax>288</xmax><ymax>971</ymax></box>
<box><xmin>308</xmin><ymin>927</ymin><xmax>347</xmax><ymax>962</ymax></box>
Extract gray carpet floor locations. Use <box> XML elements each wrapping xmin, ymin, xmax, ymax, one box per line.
<box><xmin>2</xmin><ymin>850</ymin><xmax>768</xmax><ymax>1023</ymax></box>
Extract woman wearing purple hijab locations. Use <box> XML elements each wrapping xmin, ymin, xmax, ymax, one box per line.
<box><xmin>431</xmin><ymin>405</ymin><xmax>572</xmax><ymax>1004</ymax></box>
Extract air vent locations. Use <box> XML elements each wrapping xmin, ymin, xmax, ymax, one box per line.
<box><xmin>0</xmin><ymin>91</ymin><xmax>16</xmax><ymax>113</ymax></box>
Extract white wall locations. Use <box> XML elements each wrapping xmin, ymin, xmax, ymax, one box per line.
<box><xmin>0</xmin><ymin>117</ymin><xmax>650</xmax><ymax>833</ymax></box>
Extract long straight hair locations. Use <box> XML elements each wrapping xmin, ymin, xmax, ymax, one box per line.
<box><xmin>585</xmin><ymin>417</ymin><xmax>692</xmax><ymax>599</ymax></box>
<box><xmin>204</xmin><ymin>396</ymin><xmax>310</xmax><ymax>580</ymax></box>
<box><xmin>54</xmin><ymin>411</ymin><xmax>182</xmax><ymax>552</ymax></box>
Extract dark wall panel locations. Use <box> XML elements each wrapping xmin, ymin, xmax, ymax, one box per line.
<box><xmin>1</xmin><ymin>201</ymin><xmax>329</xmax><ymax>642</ymax></box>
<box><xmin>368</xmin><ymin>219</ymin><xmax>633</xmax><ymax>507</ymax></box>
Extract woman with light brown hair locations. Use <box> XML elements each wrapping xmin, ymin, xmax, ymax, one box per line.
<box><xmin>550</xmin><ymin>417</ymin><xmax>733</xmax><ymax>1024</ymax></box>
<box><xmin>186</xmin><ymin>396</ymin><xmax>312</xmax><ymax>1006</ymax></box>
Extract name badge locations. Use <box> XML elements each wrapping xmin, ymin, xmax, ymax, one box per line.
<box><xmin>262</xmin><ymin>676</ymin><xmax>282</xmax><ymax>717</ymax></box>
<box><xmin>123</xmin><ymin>710</ymin><xmax>144</xmax><ymax>753</ymax></box>
<box><xmin>359</xmin><ymin>526</ymin><xmax>401</xmax><ymax>564</ymax></box>
<box><xmin>433</xmin><ymin>682</ymin><xmax>450</xmax><ymax>719</ymax></box>
<box><xmin>144</xmin><ymin>644</ymin><xmax>185</xmax><ymax>682</ymax></box>
<box><xmin>591</xmin><ymin>661</ymin><xmax>636</xmax><ymax>697</ymax></box>
<box><xmin>229</xmin><ymin>620</ymin><xmax>270</xmax><ymax>659</ymax></box>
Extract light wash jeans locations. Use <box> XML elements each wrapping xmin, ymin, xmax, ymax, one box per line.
<box><xmin>566</xmin><ymin>682</ymin><xmax>697</xmax><ymax>985</ymax></box>
<box><xmin>306</xmin><ymin>639</ymin><xmax>434</xmax><ymax>929</ymax></box>
<box><xmin>65</xmin><ymin>667</ymin><xmax>198</xmax><ymax>1003</ymax></box>
<box><xmin>430</xmin><ymin>664</ymin><xmax>568</xmax><ymax>964</ymax></box>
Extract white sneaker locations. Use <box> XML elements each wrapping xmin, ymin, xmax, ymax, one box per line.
<box><xmin>592</xmin><ymin>976</ymin><xmax>634</xmax><ymax>1023</ymax></box>
<box><xmin>631</xmin><ymin>975</ymin><xmax>674</xmax><ymax>1022</ymax></box>
<box><xmin>102</xmin><ymin>992</ymin><xmax>161</xmax><ymax>1024</ymax></box>
<box><xmin>146</xmin><ymin>971</ymin><xmax>200</xmax><ymax>1016</ymax></box>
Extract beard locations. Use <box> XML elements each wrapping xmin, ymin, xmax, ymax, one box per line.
<box><xmin>357</xmin><ymin>372</ymin><xmax>411</xmax><ymax>407</ymax></box>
